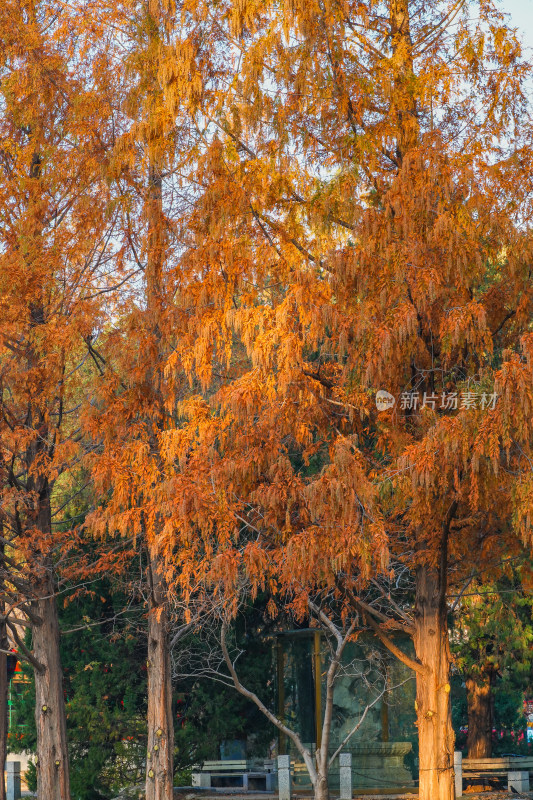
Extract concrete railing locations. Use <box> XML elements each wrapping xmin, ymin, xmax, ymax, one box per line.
<box><xmin>277</xmin><ymin>752</ymin><xmax>353</xmax><ymax>800</ymax></box>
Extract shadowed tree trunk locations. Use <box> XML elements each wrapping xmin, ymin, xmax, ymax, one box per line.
<box><xmin>466</xmin><ymin>671</ymin><xmax>494</xmax><ymax>759</ymax></box>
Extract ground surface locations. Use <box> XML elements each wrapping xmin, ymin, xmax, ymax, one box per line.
<box><xmin>171</xmin><ymin>792</ymin><xmax>533</xmax><ymax>800</ymax></box>
<box><xmin>23</xmin><ymin>794</ymin><xmax>533</xmax><ymax>800</ymax></box>
<box><xmin>97</xmin><ymin>789</ymin><xmax>533</xmax><ymax>800</ymax></box>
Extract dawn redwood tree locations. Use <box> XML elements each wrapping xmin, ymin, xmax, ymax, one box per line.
<box><xmin>0</xmin><ymin>1</ymin><xmax>118</xmax><ymax>796</ymax></box>
<box><xmin>82</xmin><ymin>2</ymin><xmax>209</xmax><ymax>796</ymax></box>
<box><xmin>153</xmin><ymin>2</ymin><xmax>533</xmax><ymax>800</ymax></box>
<box><xmin>141</xmin><ymin>8</ymin><xmax>177</xmax><ymax>792</ymax></box>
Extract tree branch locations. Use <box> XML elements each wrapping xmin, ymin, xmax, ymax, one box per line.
<box><xmin>344</xmin><ymin>587</ymin><xmax>427</xmax><ymax>675</ymax></box>
<box><xmin>220</xmin><ymin>620</ymin><xmax>317</xmax><ymax>785</ymax></box>
<box><xmin>7</xmin><ymin>620</ymin><xmax>44</xmax><ymax>673</ymax></box>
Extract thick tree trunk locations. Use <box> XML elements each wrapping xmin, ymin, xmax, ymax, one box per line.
<box><xmin>146</xmin><ymin>558</ymin><xmax>174</xmax><ymax>800</ymax></box>
<box><xmin>23</xmin><ymin>126</ymin><xmax>70</xmax><ymax>798</ymax></box>
<box><xmin>32</xmin><ymin>590</ymin><xmax>70</xmax><ymax>800</ymax></box>
<box><xmin>413</xmin><ymin>563</ymin><xmax>455</xmax><ymax>800</ymax></box>
<box><xmin>466</xmin><ymin>673</ymin><xmax>493</xmax><ymax>758</ymax></box>
<box><xmin>27</xmin><ymin>495</ymin><xmax>70</xmax><ymax>800</ymax></box>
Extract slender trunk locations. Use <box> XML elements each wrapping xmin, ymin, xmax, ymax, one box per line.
<box><xmin>314</xmin><ymin>746</ymin><xmax>329</xmax><ymax>800</ymax></box>
<box><xmin>144</xmin><ymin>91</ymin><xmax>174</xmax><ymax>798</ymax></box>
<box><xmin>141</xmin><ymin>0</ymin><xmax>175</xmax><ymax>776</ymax></box>
<box><xmin>313</xmin><ymin>616</ymin><xmax>356</xmax><ymax>800</ymax></box>
<box><xmin>33</xmin><ymin>593</ymin><xmax>69</xmax><ymax>800</ymax></box>
<box><xmin>413</xmin><ymin>563</ymin><xmax>455</xmax><ymax>800</ymax></box>
<box><xmin>315</xmin><ymin>653</ymin><xmax>334</xmax><ymax>800</ymax></box>
<box><xmin>143</xmin><ymin>180</ymin><xmax>175</xmax><ymax>795</ymax></box>
<box><xmin>390</xmin><ymin>0</ymin><xmax>417</xmax><ymax>160</ymax></box>
<box><xmin>466</xmin><ymin>673</ymin><xmax>493</xmax><ymax>758</ymax></box>
<box><xmin>146</xmin><ymin>558</ymin><xmax>174</xmax><ymax>800</ymax></box>
<box><xmin>314</xmin><ymin>774</ymin><xmax>329</xmax><ymax>800</ymax></box>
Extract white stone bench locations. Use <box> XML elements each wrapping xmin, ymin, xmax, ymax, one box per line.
<box><xmin>457</xmin><ymin>755</ymin><xmax>533</xmax><ymax>795</ymax></box>
<box><xmin>192</xmin><ymin>759</ymin><xmax>276</xmax><ymax>791</ymax></box>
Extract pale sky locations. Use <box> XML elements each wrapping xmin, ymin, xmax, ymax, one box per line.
<box><xmin>502</xmin><ymin>0</ymin><xmax>533</xmax><ymax>52</ymax></box>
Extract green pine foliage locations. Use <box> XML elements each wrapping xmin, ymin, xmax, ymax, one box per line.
<box><xmin>10</xmin><ymin>582</ymin><xmax>147</xmax><ymax>800</ymax></box>
<box><xmin>9</xmin><ymin>587</ymin><xmax>277</xmax><ymax>799</ymax></box>
<box><xmin>450</xmin><ymin>563</ymin><xmax>533</xmax><ymax>755</ymax></box>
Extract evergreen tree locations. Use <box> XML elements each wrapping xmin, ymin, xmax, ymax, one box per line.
<box><xmin>451</xmin><ymin>563</ymin><xmax>533</xmax><ymax>757</ymax></box>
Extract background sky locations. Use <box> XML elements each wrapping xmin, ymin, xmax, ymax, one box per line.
<box><xmin>502</xmin><ymin>0</ymin><xmax>533</xmax><ymax>52</ymax></box>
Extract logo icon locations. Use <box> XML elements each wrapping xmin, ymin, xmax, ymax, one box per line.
<box><xmin>376</xmin><ymin>390</ymin><xmax>395</xmax><ymax>411</ymax></box>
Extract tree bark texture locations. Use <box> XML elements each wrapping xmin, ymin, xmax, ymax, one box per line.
<box><xmin>414</xmin><ymin>563</ymin><xmax>455</xmax><ymax>800</ymax></box>
<box><xmin>466</xmin><ymin>673</ymin><xmax>494</xmax><ymax>759</ymax></box>
<box><xmin>28</xmin><ymin>490</ymin><xmax>70</xmax><ymax>800</ymax></box>
<box><xmin>314</xmin><ymin>773</ymin><xmax>329</xmax><ymax>800</ymax></box>
<box><xmin>143</xmin><ymin>11</ymin><xmax>174</xmax><ymax>789</ymax></box>
<box><xmin>32</xmin><ymin>590</ymin><xmax>70</xmax><ymax>800</ymax></box>
<box><xmin>146</xmin><ymin>559</ymin><xmax>174</xmax><ymax>800</ymax></box>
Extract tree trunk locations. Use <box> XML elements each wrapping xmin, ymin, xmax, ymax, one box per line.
<box><xmin>143</xmin><ymin>13</ymin><xmax>174</xmax><ymax>792</ymax></box>
<box><xmin>27</xmin><ymin>493</ymin><xmax>70</xmax><ymax>800</ymax></box>
<box><xmin>314</xmin><ymin>747</ymin><xmax>329</xmax><ymax>800</ymax></box>
<box><xmin>413</xmin><ymin>563</ymin><xmax>455</xmax><ymax>800</ymax></box>
<box><xmin>314</xmin><ymin>772</ymin><xmax>329</xmax><ymax>800</ymax></box>
<box><xmin>146</xmin><ymin>557</ymin><xmax>174</xmax><ymax>800</ymax></box>
<box><xmin>466</xmin><ymin>673</ymin><xmax>493</xmax><ymax>758</ymax></box>
<box><xmin>32</xmin><ymin>590</ymin><xmax>70</xmax><ymax>800</ymax></box>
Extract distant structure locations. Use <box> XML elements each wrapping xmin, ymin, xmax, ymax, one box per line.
<box><xmin>275</xmin><ymin>630</ymin><xmax>416</xmax><ymax>791</ymax></box>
